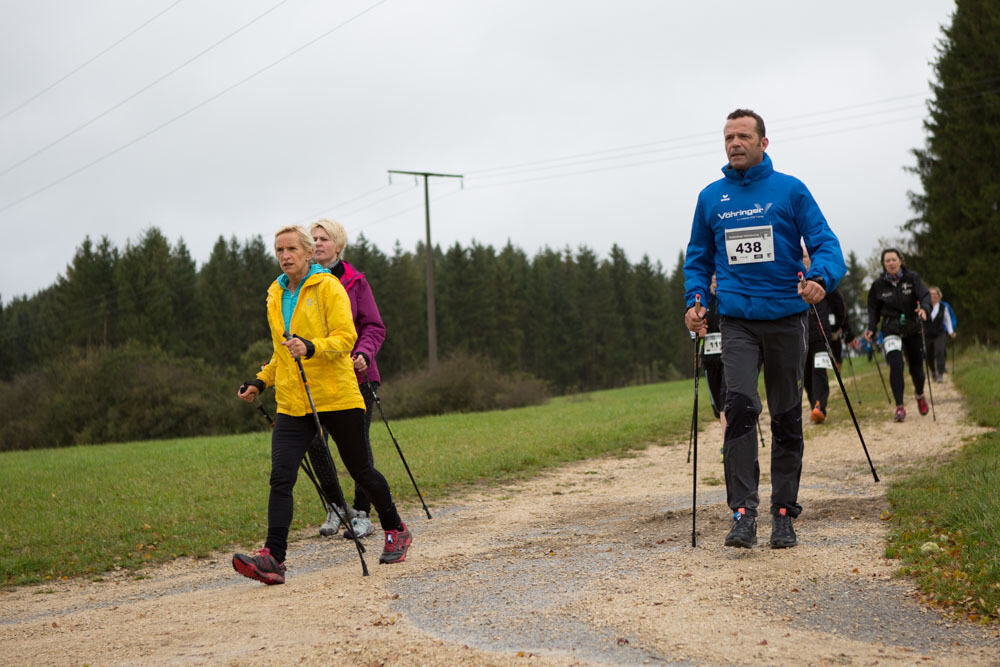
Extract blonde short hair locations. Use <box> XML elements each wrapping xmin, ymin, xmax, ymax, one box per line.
<box><xmin>273</xmin><ymin>225</ymin><xmax>315</xmax><ymax>253</ymax></box>
<box><xmin>310</xmin><ymin>218</ymin><xmax>347</xmax><ymax>260</ymax></box>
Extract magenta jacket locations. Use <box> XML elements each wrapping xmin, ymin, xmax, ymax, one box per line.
<box><xmin>331</xmin><ymin>260</ymin><xmax>386</xmax><ymax>385</ymax></box>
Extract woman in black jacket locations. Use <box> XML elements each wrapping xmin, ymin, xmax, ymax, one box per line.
<box><xmin>863</xmin><ymin>248</ymin><xmax>932</xmax><ymax>422</ymax></box>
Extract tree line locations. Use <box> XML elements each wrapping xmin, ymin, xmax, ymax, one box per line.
<box><xmin>0</xmin><ymin>228</ymin><xmax>702</xmax><ymax>449</ymax></box>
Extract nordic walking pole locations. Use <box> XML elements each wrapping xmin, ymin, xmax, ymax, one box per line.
<box><xmin>918</xmin><ymin>318</ymin><xmax>937</xmax><ymax>421</ymax></box>
<box><xmin>690</xmin><ymin>294</ymin><xmax>703</xmax><ymax>547</ymax></box>
<box><xmin>364</xmin><ymin>371</ymin><xmax>432</xmax><ymax>520</ymax></box>
<box><xmin>872</xmin><ymin>345</ymin><xmax>892</xmax><ymax>405</ymax></box>
<box><xmin>755</xmin><ymin>415</ymin><xmax>766</xmax><ymax>449</ymax></box>
<box><xmin>686</xmin><ymin>330</ymin><xmax>698</xmax><ymax>464</ymax></box>
<box><xmin>283</xmin><ymin>333</ymin><xmax>369</xmax><ymax>575</ymax></box>
<box><xmin>799</xmin><ymin>274</ymin><xmax>879</xmax><ymax>482</ymax></box>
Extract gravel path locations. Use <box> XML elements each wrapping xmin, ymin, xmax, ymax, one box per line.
<box><xmin>1</xmin><ymin>377</ymin><xmax>997</xmax><ymax>665</ymax></box>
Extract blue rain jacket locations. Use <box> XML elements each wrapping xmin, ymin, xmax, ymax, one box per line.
<box><xmin>683</xmin><ymin>153</ymin><xmax>846</xmax><ymax>320</ymax></box>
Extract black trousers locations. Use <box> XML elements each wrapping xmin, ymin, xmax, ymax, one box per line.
<box><xmin>720</xmin><ymin>313</ymin><xmax>808</xmax><ymax>519</ymax></box>
<box><xmin>885</xmin><ymin>333</ymin><xmax>925</xmax><ymax>405</ymax></box>
<box><xmin>702</xmin><ymin>354</ymin><xmax>725</xmax><ymax>419</ymax></box>
<box><xmin>351</xmin><ymin>382</ymin><xmax>378</xmax><ymax>514</ymax></box>
<box><xmin>265</xmin><ymin>409</ymin><xmax>400</xmax><ymax>562</ymax></box>
<box><xmin>930</xmin><ymin>333</ymin><xmax>948</xmax><ymax>377</ymax></box>
<box><xmin>309</xmin><ymin>382</ymin><xmax>380</xmax><ymax>515</ymax></box>
<box><xmin>803</xmin><ymin>343</ymin><xmax>830</xmax><ymax>414</ymax></box>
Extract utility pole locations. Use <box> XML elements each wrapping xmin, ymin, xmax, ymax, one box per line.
<box><xmin>387</xmin><ymin>169</ymin><xmax>463</xmax><ymax>372</ymax></box>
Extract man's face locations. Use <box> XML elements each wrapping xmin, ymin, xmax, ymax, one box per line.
<box><xmin>724</xmin><ymin>117</ymin><xmax>768</xmax><ymax>170</ymax></box>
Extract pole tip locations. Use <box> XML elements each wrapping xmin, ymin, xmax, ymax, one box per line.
<box><xmin>797</xmin><ymin>271</ymin><xmax>804</xmax><ymax>280</ymax></box>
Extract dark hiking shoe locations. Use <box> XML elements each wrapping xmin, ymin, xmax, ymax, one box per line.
<box><xmin>232</xmin><ymin>547</ymin><xmax>286</xmax><ymax>585</ymax></box>
<box><xmin>916</xmin><ymin>394</ymin><xmax>929</xmax><ymax>416</ymax></box>
<box><xmin>379</xmin><ymin>523</ymin><xmax>412</xmax><ymax>564</ymax></box>
<box><xmin>893</xmin><ymin>405</ymin><xmax>906</xmax><ymax>422</ymax></box>
<box><xmin>724</xmin><ymin>508</ymin><xmax>756</xmax><ymax>548</ymax></box>
<box><xmin>769</xmin><ymin>507</ymin><xmax>797</xmax><ymax>549</ymax></box>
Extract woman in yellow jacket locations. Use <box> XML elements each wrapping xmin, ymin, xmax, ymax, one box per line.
<box><xmin>234</xmin><ymin>225</ymin><xmax>411</xmax><ymax>584</ymax></box>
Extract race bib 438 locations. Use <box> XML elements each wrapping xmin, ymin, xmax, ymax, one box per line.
<box><xmin>725</xmin><ymin>225</ymin><xmax>775</xmax><ymax>265</ymax></box>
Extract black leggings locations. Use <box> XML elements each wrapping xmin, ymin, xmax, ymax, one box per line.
<box><xmin>803</xmin><ymin>343</ymin><xmax>830</xmax><ymax>414</ymax></box>
<box><xmin>351</xmin><ymin>382</ymin><xmax>378</xmax><ymax>513</ymax></box>
<box><xmin>265</xmin><ymin>409</ymin><xmax>400</xmax><ymax>562</ymax></box>
<box><xmin>311</xmin><ymin>382</ymin><xmax>380</xmax><ymax>515</ymax></box>
<box><xmin>885</xmin><ymin>333</ymin><xmax>925</xmax><ymax>406</ymax></box>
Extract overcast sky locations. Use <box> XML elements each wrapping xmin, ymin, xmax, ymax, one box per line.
<box><xmin>0</xmin><ymin>0</ymin><xmax>955</xmax><ymax>305</ymax></box>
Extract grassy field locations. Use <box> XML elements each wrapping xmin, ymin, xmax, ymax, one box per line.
<box><xmin>884</xmin><ymin>345</ymin><xmax>1000</xmax><ymax>623</ymax></box>
<box><xmin>0</xmin><ymin>380</ymin><xmax>702</xmax><ymax>586</ymax></box>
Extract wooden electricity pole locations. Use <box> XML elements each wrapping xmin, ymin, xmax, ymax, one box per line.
<box><xmin>387</xmin><ymin>169</ymin><xmax>463</xmax><ymax>372</ymax></box>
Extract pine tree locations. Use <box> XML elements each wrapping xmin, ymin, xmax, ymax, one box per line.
<box><xmin>907</xmin><ymin>0</ymin><xmax>1000</xmax><ymax>341</ymax></box>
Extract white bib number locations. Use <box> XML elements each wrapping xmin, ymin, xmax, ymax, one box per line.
<box><xmin>725</xmin><ymin>225</ymin><xmax>775</xmax><ymax>265</ymax></box>
<box><xmin>813</xmin><ymin>351</ymin><xmax>833</xmax><ymax>369</ymax></box>
<box><xmin>703</xmin><ymin>332</ymin><xmax>722</xmax><ymax>355</ymax></box>
<box><xmin>883</xmin><ymin>335</ymin><xmax>903</xmax><ymax>353</ymax></box>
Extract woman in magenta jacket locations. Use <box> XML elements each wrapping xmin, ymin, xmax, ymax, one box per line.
<box><xmin>311</xmin><ymin>218</ymin><xmax>387</xmax><ymax>539</ymax></box>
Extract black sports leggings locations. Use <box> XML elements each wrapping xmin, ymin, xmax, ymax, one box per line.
<box><xmin>265</xmin><ymin>409</ymin><xmax>400</xmax><ymax>562</ymax></box>
<box><xmin>885</xmin><ymin>333</ymin><xmax>925</xmax><ymax>406</ymax></box>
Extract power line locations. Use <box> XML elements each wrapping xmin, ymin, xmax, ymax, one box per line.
<box><xmin>463</xmin><ymin>84</ymin><xmax>1000</xmax><ymax>183</ymax></box>
<box><xmin>0</xmin><ymin>0</ymin><xmax>391</xmax><ymax>216</ymax></box>
<box><xmin>0</xmin><ymin>0</ymin><xmax>292</xmax><ymax>179</ymax></box>
<box><xmin>0</xmin><ymin>0</ymin><xmax>186</xmax><ymax>123</ymax></box>
<box><xmin>463</xmin><ymin>113</ymin><xmax>931</xmax><ymax>191</ymax></box>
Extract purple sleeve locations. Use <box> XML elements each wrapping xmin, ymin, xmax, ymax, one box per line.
<box><xmin>352</xmin><ymin>277</ymin><xmax>386</xmax><ymax>362</ymax></box>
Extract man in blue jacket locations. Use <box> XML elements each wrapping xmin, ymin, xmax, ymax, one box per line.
<box><xmin>683</xmin><ymin>109</ymin><xmax>846</xmax><ymax>550</ymax></box>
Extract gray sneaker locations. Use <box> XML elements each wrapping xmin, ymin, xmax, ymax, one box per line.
<box><xmin>319</xmin><ymin>504</ymin><xmax>352</xmax><ymax>537</ymax></box>
<box><xmin>342</xmin><ymin>510</ymin><xmax>375</xmax><ymax>539</ymax></box>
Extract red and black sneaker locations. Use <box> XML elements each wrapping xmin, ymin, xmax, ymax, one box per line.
<box><xmin>810</xmin><ymin>401</ymin><xmax>826</xmax><ymax>424</ymax></box>
<box><xmin>232</xmin><ymin>547</ymin><xmax>286</xmax><ymax>585</ymax></box>
<box><xmin>916</xmin><ymin>394</ymin><xmax>929</xmax><ymax>416</ymax></box>
<box><xmin>893</xmin><ymin>405</ymin><xmax>906</xmax><ymax>423</ymax></box>
<box><xmin>379</xmin><ymin>523</ymin><xmax>412</xmax><ymax>564</ymax></box>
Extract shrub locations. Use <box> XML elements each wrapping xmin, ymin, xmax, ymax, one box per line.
<box><xmin>0</xmin><ymin>342</ymin><xmax>256</xmax><ymax>450</ymax></box>
<box><xmin>378</xmin><ymin>350</ymin><xmax>549</xmax><ymax>418</ymax></box>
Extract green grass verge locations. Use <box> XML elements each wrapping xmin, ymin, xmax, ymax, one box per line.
<box><xmin>884</xmin><ymin>344</ymin><xmax>1000</xmax><ymax>623</ymax></box>
<box><xmin>1</xmin><ymin>380</ymin><xmax>705</xmax><ymax>586</ymax></box>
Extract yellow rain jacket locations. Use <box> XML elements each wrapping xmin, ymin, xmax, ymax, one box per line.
<box><xmin>257</xmin><ymin>271</ymin><xmax>365</xmax><ymax>416</ymax></box>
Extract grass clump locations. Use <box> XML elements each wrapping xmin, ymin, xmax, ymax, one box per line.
<box><xmin>884</xmin><ymin>344</ymin><xmax>1000</xmax><ymax>623</ymax></box>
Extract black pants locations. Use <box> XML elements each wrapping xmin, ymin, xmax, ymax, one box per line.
<box><xmin>310</xmin><ymin>382</ymin><xmax>380</xmax><ymax>516</ymax></box>
<box><xmin>803</xmin><ymin>343</ymin><xmax>830</xmax><ymax>415</ymax></box>
<box><xmin>886</xmin><ymin>333</ymin><xmax>925</xmax><ymax>406</ymax></box>
<box><xmin>930</xmin><ymin>333</ymin><xmax>948</xmax><ymax>378</ymax></box>
<box><xmin>720</xmin><ymin>313</ymin><xmax>808</xmax><ymax>519</ymax></box>
<box><xmin>702</xmin><ymin>354</ymin><xmax>725</xmax><ymax>419</ymax></box>
<box><xmin>351</xmin><ymin>382</ymin><xmax>378</xmax><ymax>514</ymax></box>
<box><xmin>265</xmin><ymin>409</ymin><xmax>400</xmax><ymax>562</ymax></box>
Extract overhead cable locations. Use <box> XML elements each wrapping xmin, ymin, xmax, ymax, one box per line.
<box><xmin>0</xmin><ymin>0</ymin><xmax>292</xmax><ymax>178</ymax></box>
<box><xmin>0</xmin><ymin>0</ymin><xmax>391</xmax><ymax>216</ymax></box>
<box><xmin>0</xmin><ymin>0</ymin><xmax>186</xmax><ymax>123</ymax></box>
